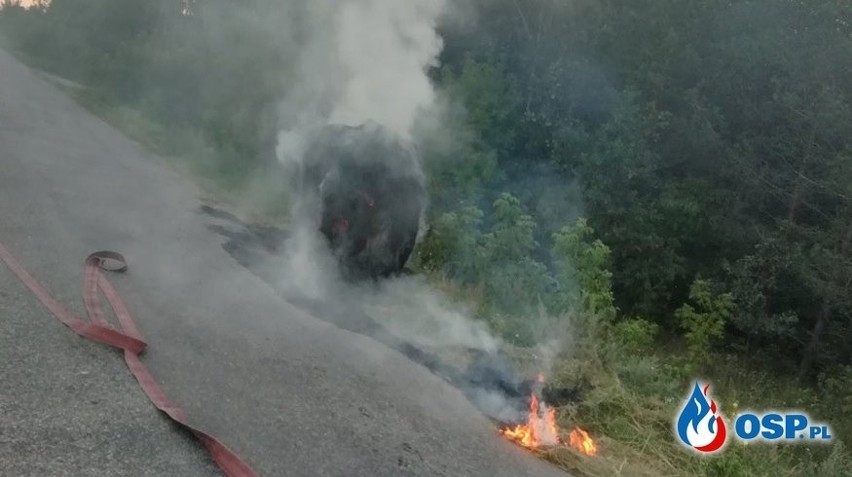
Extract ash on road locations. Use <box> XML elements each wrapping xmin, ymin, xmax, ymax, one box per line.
<box><xmin>0</xmin><ymin>48</ymin><xmax>568</xmax><ymax>477</ymax></box>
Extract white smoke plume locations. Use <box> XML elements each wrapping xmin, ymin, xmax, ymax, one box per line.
<box><xmin>268</xmin><ymin>0</ymin><xmax>569</xmax><ymax>424</ymax></box>
<box><xmin>271</xmin><ymin>0</ymin><xmax>511</xmax><ymax>358</ymax></box>
<box><xmin>276</xmin><ymin>0</ymin><xmax>447</xmax><ymax>166</ymax></box>
<box><xmin>365</xmin><ymin>276</ymin><xmax>502</xmax><ymax>354</ymax></box>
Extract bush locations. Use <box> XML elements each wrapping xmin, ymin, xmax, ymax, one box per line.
<box><xmin>613</xmin><ymin>318</ymin><xmax>658</xmax><ymax>355</ymax></box>
<box><xmin>675</xmin><ymin>279</ymin><xmax>735</xmax><ymax>365</ymax></box>
<box><xmin>817</xmin><ymin>365</ymin><xmax>852</xmax><ymax>443</ymax></box>
<box><xmin>552</xmin><ymin>218</ymin><xmax>617</xmax><ymax>321</ymax></box>
<box><xmin>799</xmin><ymin>442</ymin><xmax>852</xmax><ymax>477</ymax></box>
<box><xmin>416</xmin><ymin>205</ymin><xmax>484</xmax><ymax>279</ymax></box>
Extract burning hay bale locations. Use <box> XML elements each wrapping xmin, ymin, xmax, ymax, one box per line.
<box><xmin>297</xmin><ymin>122</ymin><xmax>426</xmax><ymax>279</ymax></box>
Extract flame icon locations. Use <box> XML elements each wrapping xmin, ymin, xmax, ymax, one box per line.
<box><xmin>676</xmin><ymin>382</ymin><xmax>727</xmax><ymax>453</ymax></box>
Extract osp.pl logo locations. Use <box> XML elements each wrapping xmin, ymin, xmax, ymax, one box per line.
<box><xmin>676</xmin><ymin>382</ymin><xmax>727</xmax><ymax>453</ymax></box>
<box><xmin>675</xmin><ymin>381</ymin><xmax>833</xmax><ymax>454</ymax></box>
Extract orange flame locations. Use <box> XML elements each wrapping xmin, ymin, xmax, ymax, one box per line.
<box><xmin>568</xmin><ymin>427</ymin><xmax>598</xmax><ymax>456</ymax></box>
<box><xmin>499</xmin><ymin>394</ymin><xmax>560</xmax><ymax>449</ymax></box>
<box><xmin>499</xmin><ymin>375</ymin><xmax>597</xmax><ymax>456</ymax></box>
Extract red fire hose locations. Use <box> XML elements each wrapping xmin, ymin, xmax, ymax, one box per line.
<box><xmin>0</xmin><ymin>243</ymin><xmax>257</xmax><ymax>477</ymax></box>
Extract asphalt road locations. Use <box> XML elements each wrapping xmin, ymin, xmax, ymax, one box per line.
<box><xmin>0</xmin><ymin>48</ymin><xmax>567</xmax><ymax>476</ymax></box>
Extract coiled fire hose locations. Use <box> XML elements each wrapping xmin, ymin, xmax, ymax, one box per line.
<box><xmin>0</xmin><ymin>243</ymin><xmax>257</xmax><ymax>477</ymax></box>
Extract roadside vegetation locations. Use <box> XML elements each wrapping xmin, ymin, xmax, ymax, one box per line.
<box><xmin>2</xmin><ymin>1</ymin><xmax>851</xmax><ymax>475</ymax></box>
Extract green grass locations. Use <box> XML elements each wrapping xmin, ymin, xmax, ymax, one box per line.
<box><xmin>418</xmin><ymin>272</ymin><xmax>852</xmax><ymax>477</ymax></box>
<box><xmin>541</xmin><ymin>331</ymin><xmax>852</xmax><ymax>477</ymax></box>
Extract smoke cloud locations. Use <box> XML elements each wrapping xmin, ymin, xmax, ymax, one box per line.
<box><xmin>276</xmin><ymin>0</ymin><xmax>446</xmax><ymax>166</ymax></box>
<box><xmin>267</xmin><ymin>0</ymin><xmax>566</xmax><ymax>426</ymax></box>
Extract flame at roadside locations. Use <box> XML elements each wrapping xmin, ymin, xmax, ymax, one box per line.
<box><xmin>500</xmin><ymin>394</ymin><xmax>560</xmax><ymax>449</ymax></box>
<box><xmin>568</xmin><ymin>427</ymin><xmax>598</xmax><ymax>456</ymax></box>
<box><xmin>498</xmin><ymin>375</ymin><xmax>597</xmax><ymax>456</ymax></box>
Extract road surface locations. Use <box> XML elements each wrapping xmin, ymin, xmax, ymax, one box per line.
<box><xmin>0</xmin><ymin>48</ymin><xmax>567</xmax><ymax>476</ymax></box>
